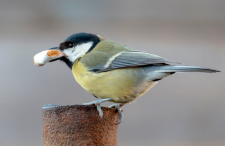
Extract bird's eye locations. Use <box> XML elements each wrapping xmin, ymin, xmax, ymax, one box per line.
<box><xmin>68</xmin><ymin>43</ymin><xmax>73</xmax><ymax>48</ymax></box>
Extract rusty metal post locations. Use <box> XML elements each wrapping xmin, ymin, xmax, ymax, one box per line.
<box><xmin>42</xmin><ymin>104</ymin><xmax>119</xmax><ymax>146</ymax></box>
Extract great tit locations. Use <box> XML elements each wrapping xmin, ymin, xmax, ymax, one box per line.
<box><xmin>34</xmin><ymin>32</ymin><xmax>220</xmax><ymax>124</ymax></box>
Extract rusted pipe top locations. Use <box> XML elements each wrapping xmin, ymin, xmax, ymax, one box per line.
<box><xmin>43</xmin><ymin>104</ymin><xmax>119</xmax><ymax>146</ymax></box>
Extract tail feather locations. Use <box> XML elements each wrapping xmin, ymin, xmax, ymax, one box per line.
<box><xmin>156</xmin><ymin>65</ymin><xmax>220</xmax><ymax>73</ymax></box>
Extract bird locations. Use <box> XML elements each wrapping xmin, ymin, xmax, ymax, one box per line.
<box><xmin>34</xmin><ymin>32</ymin><xmax>220</xmax><ymax>124</ymax></box>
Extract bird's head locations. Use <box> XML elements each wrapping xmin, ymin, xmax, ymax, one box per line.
<box><xmin>34</xmin><ymin>32</ymin><xmax>102</xmax><ymax>69</ymax></box>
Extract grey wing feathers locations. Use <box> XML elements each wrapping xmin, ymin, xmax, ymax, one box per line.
<box><xmin>98</xmin><ymin>51</ymin><xmax>178</xmax><ymax>72</ymax></box>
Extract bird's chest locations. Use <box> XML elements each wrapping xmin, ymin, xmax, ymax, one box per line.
<box><xmin>72</xmin><ymin>61</ymin><xmax>157</xmax><ymax>103</ymax></box>
<box><xmin>72</xmin><ymin>61</ymin><xmax>96</xmax><ymax>90</ymax></box>
<box><xmin>72</xmin><ymin>61</ymin><xmax>120</xmax><ymax>99</ymax></box>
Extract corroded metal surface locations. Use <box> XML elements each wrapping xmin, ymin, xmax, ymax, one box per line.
<box><xmin>43</xmin><ymin>104</ymin><xmax>119</xmax><ymax>146</ymax></box>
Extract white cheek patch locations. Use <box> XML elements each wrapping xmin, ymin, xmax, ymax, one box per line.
<box><xmin>63</xmin><ymin>48</ymin><xmax>75</xmax><ymax>56</ymax></box>
<box><xmin>34</xmin><ymin>50</ymin><xmax>62</xmax><ymax>66</ymax></box>
<box><xmin>65</xmin><ymin>42</ymin><xmax>93</xmax><ymax>63</ymax></box>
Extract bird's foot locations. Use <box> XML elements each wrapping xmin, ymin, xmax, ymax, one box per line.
<box><xmin>108</xmin><ymin>103</ymin><xmax>124</xmax><ymax>125</ymax></box>
<box><xmin>83</xmin><ymin>98</ymin><xmax>112</xmax><ymax>120</ymax></box>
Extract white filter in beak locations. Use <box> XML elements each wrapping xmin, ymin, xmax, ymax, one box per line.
<box><xmin>34</xmin><ymin>50</ymin><xmax>62</xmax><ymax>66</ymax></box>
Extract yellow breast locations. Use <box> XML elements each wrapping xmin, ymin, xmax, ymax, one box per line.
<box><xmin>72</xmin><ymin>60</ymin><xmax>148</xmax><ymax>103</ymax></box>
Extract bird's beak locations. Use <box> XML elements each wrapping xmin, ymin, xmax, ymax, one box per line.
<box><xmin>34</xmin><ymin>47</ymin><xmax>65</xmax><ymax>66</ymax></box>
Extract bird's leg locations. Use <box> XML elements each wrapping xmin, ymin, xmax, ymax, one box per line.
<box><xmin>83</xmin><ymin>98</ymin><xmax>112</xmax><ymax>120</ymax></box>
<box><xmin>108</xmin><ymin>103</ymin><xmax>124</xmax><ymax>125</ymax></box>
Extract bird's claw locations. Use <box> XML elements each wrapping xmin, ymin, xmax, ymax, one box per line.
<box><xmin>83</xmin><ymin>98</ymin><xmax>112</xmax><ymax>121</ymax></box>
<box><xmin>108</xmin><ymin>103</ymin><xmax>124</xmax><ymax>125</ymax></box>
<box><xmin>116</xmin><ymin>108</ymin><xmax>124</xmax><ymax>125</ymax></box>
<box><xmin>83</xmin><ymin>100</ymin><xmax>103</xmax><ymax>120</ymax></box>
<box><xmin>96</xmin><ymin>103</ymin><xmax>103</xmax><ymax>120</ymax></box>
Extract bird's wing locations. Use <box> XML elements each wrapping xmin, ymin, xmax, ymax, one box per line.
<box><xmin>84</xmin><ymin>50</ymin><xmax>177</xmax><ymax>72</ymax></box>
<box><xmin>79</xmin><ymin>40</ymin><xmax>178</xmax><ymax>72</ymax></box>
<box><xmin>97</xmin><ymin>50</ymin><xmax>177</xmax><ymax>72</ymax></box>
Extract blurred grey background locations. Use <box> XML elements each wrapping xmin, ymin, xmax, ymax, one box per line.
<box><xmin>0</xmin><ymin>0</ymin><xmax>224</xmax><ymax>146</ymax></box>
